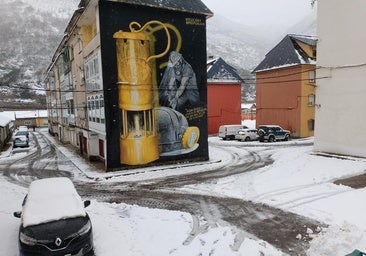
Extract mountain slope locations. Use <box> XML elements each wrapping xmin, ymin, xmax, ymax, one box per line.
<box><xmin>206</xmin><ymin>14</ymin><xmax>272</xmax><ymax>71</ymax></box>
<box><xmin>0</xmin><ymin>0</ymin><xmax>78</xmax><ymax>109</ymax></box>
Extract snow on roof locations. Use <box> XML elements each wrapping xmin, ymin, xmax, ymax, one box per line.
<box><xmin>0</xmin><ymin>114</ymin><xmax>12</xmax><ymax>127</ymax></box>
<box><xmin>0</xmin><ymin>111</ymin><xmax>15</xmax><ymax>121</ymax></box>
<box><xmin>0</xmin><ymin>110</ymin><xmax>48</xmax><ymax>120</ymax></box>
<box><xmin>207</xmin><ymin>57</ymin><xmax>244</xmax><ymax>83</ymax></box>
<box><xmin>253</xmin><ymin>34</ymin><xmax>316</xmax><ymax>73</ymax></box>
<box><xmin>290</xmin><ymin>34</ymin><xmax>317</xmax><ymax>46</ymax></box>
<box><xmin>22</xmin><ymin>177</ymin><xmax>86</xmax><ymax>227</ymax></box>
<box><xmin>241</xmin><ymin>103</ymin><xmax>256</xmax><ymax>109</ymax></box>
<box><xmin>15</xmin><ymin>110</ymin><xmax>48</xmax><ymax>119</ymax></box>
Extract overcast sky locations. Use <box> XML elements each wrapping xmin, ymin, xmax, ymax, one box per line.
<box><xmin>201</xmin><ymin>0</ymin><xmax>316</xmax><ymax>28</ymax></box>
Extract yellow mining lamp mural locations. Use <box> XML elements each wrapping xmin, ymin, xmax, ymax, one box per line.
<box><xmin>114</xmin><ymin>20</ymin><xmax>201</xmax><ymax>166</ymax></box>
<box><xmin>113</xmin><ymin>20</ymin><xmax>173</xmax><ymax>165</ymax></box>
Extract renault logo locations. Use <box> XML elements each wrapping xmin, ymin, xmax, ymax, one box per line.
<box><xmin>55</xmin><ymin>237</ymin><xmax>62</xmax><ymax>247</ymax></box>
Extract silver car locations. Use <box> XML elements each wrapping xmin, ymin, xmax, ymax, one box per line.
<box><xmin>13</xmin><ymin>135</ymin><xmax>29</xmax><ymax>148</ymax></box>
<box><xmin>235</xmin><ymin>128</ymin><xmax>259</xmax><ymax>142</ymax></box>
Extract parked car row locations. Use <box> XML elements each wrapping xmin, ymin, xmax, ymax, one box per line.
<box><xmin>219</xmin><ymin>124</ymin><xmax>291</xmax><ymax>143</ymax></box>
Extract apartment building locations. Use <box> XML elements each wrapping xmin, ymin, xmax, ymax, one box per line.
<box><xmin>44</xmin><ymin>0</ymin><xmax>212</xmax><ymax>170</ymax></box>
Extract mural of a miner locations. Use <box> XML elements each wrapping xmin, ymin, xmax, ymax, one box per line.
<box><xmin>159</xmin><ymin>51</ymin><xmax>199</xmax><ymax>112</ymax></box>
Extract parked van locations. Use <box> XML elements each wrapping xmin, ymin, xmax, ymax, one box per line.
<box><xmin>218</xmin><ymin>124</ymin><xmax>248</xmax><ymax>140</ymax></box>
<box><xmin>18</xmin><ymin>125</ymin><xmax>28</xmax><ymax>131</ymax></box>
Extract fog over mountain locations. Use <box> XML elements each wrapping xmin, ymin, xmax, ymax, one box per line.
<box><xmin>0</xmin><ymin>0</ymin><xmax>316</xmax><ymax>109</ymax></box>
<box><xmin>287</xmin><ymin>11</ymin><xmax>317</xmax><ymax>37</ymax></box>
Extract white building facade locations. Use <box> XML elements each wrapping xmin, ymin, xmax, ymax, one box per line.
<box><xmin>314</xmin><ymin>0</ymin><xmax>366</xmax><ymax>157</ymax></box>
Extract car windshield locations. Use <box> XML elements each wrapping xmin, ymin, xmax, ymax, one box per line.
<box><xmin>15</xmin><ymin>131</ymin><xmax>28</xmax><ymax>136</ymax></box>
<box><xmin>22</xmin><ymin>216</ymin><xmax>89</xmax><ymax>241</ymax></box>
<box><xmin>15</xmin><ymin>137</ymin><xmax>27</xmax><ymax>142</ymax></box>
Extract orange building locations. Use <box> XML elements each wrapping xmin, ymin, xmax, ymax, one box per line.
<box><xmin>253</xmin><ymin>35</ymin><xmax>317</xmax><ymax>138</ymax></box>
<box><xmin>207</xmin><ymin>57</ymin><xmax>244</xmax><ymax>135</ymax></box>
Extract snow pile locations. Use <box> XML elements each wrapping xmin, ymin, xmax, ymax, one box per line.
<box><xmin>22</xmin><ymin>177</ymin><xmax>86</xmax><ymax>227</ymax></box>
<box><xmin>2</xmin><ymin>130</ymin><xmax>366</xmax><ymax>255</ymax></box>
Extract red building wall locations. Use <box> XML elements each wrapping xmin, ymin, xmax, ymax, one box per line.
<box><xmin>256</xmin><ymin>65</ymin><xmax>302</xmax><ymax>135</ymax></box>
<box><xmin>207</xmin><ymin>82</ymin><xmax>242</xmax><ymax>134</ymax></box>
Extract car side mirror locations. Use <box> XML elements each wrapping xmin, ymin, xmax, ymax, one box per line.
<box><xmin>13</xmin><ymin>211</ymin><xmax>22</xmax><ymax>218</ymax></box>
<box><xmin>84</xmin><ymin>200</ymin><xmax>91</xmax><ymax>208</ymax></box>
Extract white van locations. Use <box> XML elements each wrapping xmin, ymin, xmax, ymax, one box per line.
<box><xmin>18</xmin><ymin>125</ymin><xmax>28</xmax><ymax>131</ymax></box>
<box><xmin>218</xmin><ymin>124</ymin><xmax>248</xmax><ymax>140</ymax></box>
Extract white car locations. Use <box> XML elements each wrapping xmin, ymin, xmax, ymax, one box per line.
<box><xmin>235</xmin><ymin>128</ymin><xmax>259</xmax><ymax>142</ymax></box>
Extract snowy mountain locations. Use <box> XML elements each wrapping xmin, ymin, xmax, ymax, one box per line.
<box><xmin>206</xmin><ymin>14</ymin><xmax>272</xmax><ymax>71</ymax></box>
<box><xmin>0</xmin><ymin>0</ymin><xmax>78</xmax><ymax>110</ymax></box>
<box><xmin>0</xmin><ymin>0</ymin><xmax>316</xmax><ymax>109</ymax></box>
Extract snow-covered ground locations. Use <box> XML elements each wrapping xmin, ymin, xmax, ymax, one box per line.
<box><xmin>1</xmin><ymin>130</ymin><xmax>366</xmax><ymax>255</ymax></box>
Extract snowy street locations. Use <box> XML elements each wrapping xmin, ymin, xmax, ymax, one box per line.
<box><xmin>1</xmin><ymin>129</ymin><xmax>366</xmax><ymax>255</ymax></box>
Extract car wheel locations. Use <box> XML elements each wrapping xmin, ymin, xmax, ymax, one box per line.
<box><xmin>258</xmin><ymin>129</ymin><xmax>265</xmax><ymax>137</ymax></box>
<box><xmin>284</xmin><ymin>134</ymin><xmax>290</xmax><ymax>141</ymax></box>
<box><xmin>85</xmin><ymin>249</ymin><xmax>95</xmax><ymax>256</ymax></box>
<box><xmin>245</xmin><ymin>137</ymin><xmax>250</xmax><ymax>142</ymax></box>
<box><xmin>268</xmin><ymin>136</ymin><xmax>275</xmax><ymax>142</ymax></box>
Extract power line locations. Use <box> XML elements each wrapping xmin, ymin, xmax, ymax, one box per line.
<box><xmin>3</xmin><ymin>62</ymin><xmax>364</xmax><ymax>93</ymax></box>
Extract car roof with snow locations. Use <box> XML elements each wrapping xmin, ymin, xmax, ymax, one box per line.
<box><xmin>259</xmin><ymin>125</ymin><xmax>281</xmax><ymax>128</ymax></box>
<box><xmin>22</xmin><ymin>177</ymin><xmax>86</xmax><ymax>227</ymax></box>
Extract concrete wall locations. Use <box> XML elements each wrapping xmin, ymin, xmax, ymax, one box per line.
<box><xmin>314</xmin><ymin>0</ymin><xmax>366</xmax><ymax>157</ymax></box>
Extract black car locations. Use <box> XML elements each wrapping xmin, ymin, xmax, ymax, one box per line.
<box><xmin>257</xmin><ymin>125</ymin><xmax>290</xmax><ymax>142</ymax></box>
<box><xmin>13</xmin><ymin>177</ymin><xmax>94</xmax><ymax>256</ymax></box>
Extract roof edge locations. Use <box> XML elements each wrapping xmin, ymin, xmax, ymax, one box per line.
<box><xmin>104</xmin><ymin>0</ymin><xmax>214</xmax><ymax>17</ymax></box>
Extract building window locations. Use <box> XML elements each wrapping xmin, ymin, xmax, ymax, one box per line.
<box><xmin>100</xmin><ymin>95</ymin><xmax>105</xmax><ymax>123</ymax></box>
<box><xmin>87</xmin><ymin>96</ymin><xmax>92</xmax><ymax>121</ymax></box>
<box><xmin>67</xmin><ymin>99</ymin><xmax>74</xmax><ymax>115</ymax></box>
<box><xmin>78</xmin><ymin>39</ymin><xmax>83</xmax><ymax>53</ymax></box>
<box><xmin>308</xmin><ymin>119</ymin><xmax>315</xmax><ymax>131</ymax></box>
<box><xmin>91</xmin><ymin>96</ymin><xmax>96</xmax><ymax>122</ymax></box>
<box><xmin>309</xmin><ymin>70</ymin><xmax>316</xmax><ymax>83</ymax></box>
<box><xmin>85</xmin><ymin>51</ymin><xmax>102</xmax><ymax>91</ymax></box>
<box><xmin>69</xmin><ymin>46</ymin><xmax>74</xmax><ymax>61</ymax></box>
<box><xmin>308</xmin><ymin>94</ymin><xmax>315</xmax><ymax>106</ymax></box>
<box><xmin>95</xmin><ymin>96</ymin><xmax>100</xmax><ymax>123</ymax></box>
